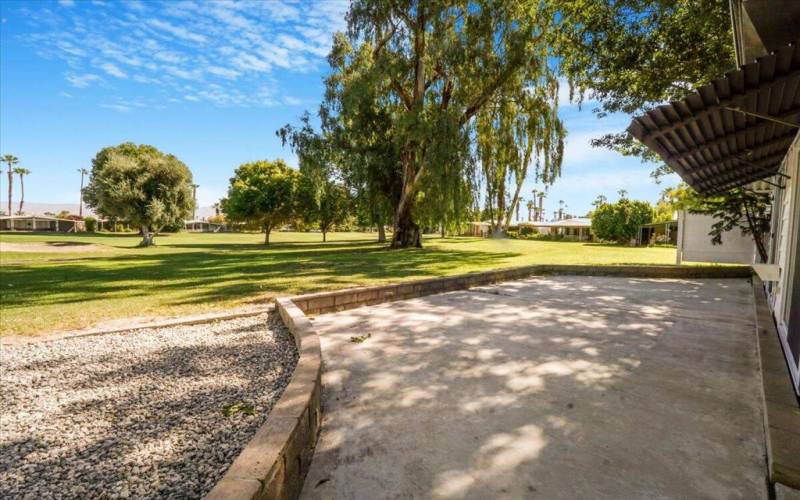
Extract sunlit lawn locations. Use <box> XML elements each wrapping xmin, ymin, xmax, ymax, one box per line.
<box><xmin>0</xmin><ymin>230</ymin><xmax>680</xmax><ymax>336</ymax></box>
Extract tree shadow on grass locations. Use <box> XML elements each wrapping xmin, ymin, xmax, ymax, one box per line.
<box><xmin>1</xmin><ymin>242</ymin><xmax>521</xmax><ymax>309</ymax></box>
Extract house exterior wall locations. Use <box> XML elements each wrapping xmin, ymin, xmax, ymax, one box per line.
<box><xmin>766</xmin><ymin>132</ymin><xmax>800</xmax><ymax>396</ymax></box>
<box><xmin>676</xmin><ymin>211</ymin><xmax>755</xmax><ymax>264</ymax></box>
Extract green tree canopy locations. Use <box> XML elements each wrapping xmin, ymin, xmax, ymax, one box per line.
<box><xmin>296</xmin><ymin>175</ymin><xmax>351</xmax><ymax>242</ymax></box>
<box><xmin>83</xmin><ymin>143</ymin><xmax>194</xmax><ymax>246</ymax></box>
<box><xmin>554</xmin><ymin>1</ymin><xmax>734</xmax><ymax>178</ymax></box>
<box><xmin>324</xmin><ymin>0</ymin><xmax>564</xmax><ymax>247</ymax></box>
<box><xmin>222</xmin><ymin>160</ymin><xmax>298</xmax><ymax>245</ymax></box>
<box><xmin>591</xmin><ymin>198</ymin><xmax>653</xmax><ymax>244</ymax></box>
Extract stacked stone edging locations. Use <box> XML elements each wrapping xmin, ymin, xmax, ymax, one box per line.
<box><xmin>292</xmin><ymin>264</ymin><xmax>752</xmax><ymax>315</ymax></box>
<box><xmin>205</xmin><ymin>298</ymin><xmax>322</xmax><ymax>500</ymax></box>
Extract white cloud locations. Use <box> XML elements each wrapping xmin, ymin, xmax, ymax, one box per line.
<box><xmin>283</xmin><ymin>96</ymin><xmax>302</xmax><ymax>106</ymax></box>
<box><xmin>100</xmin><ymin>62</ymin><xmax>127</xmax><ymax>79</ymax></box>
<box><xmin>25</xmin><ymin>0</ymin><xmax>349</xmax><ymax>107</ymax></box>
<box><xmin>65</xmin><ymin>73</ymin><xmax>102</xmax><ymax>88</ymax></box>
<box><xmin>147</xmin><ymin>18</ymin><xmax>206</xmax><ymax>44</ymax></box>
<box><xmin>206</xmin><ymin>66</ymin><xmax>240</xmax><ymax>79</ymax></box>
<box><xmin>101</xmin><ymin>103</ymin><xmax>132</xmax><ymax>112</ymax></box>
<box><xmin>58</xmin><ymin>0</ymin><xmax>76</xmax><ymax>7</ymax></box>
<box><xmin>231</xmin><ymin>52</ymin><xmax>271</xmax><ymax>72</ymax></box>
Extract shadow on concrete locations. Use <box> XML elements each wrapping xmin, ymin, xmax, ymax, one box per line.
<box><xmin>302</xmin><ymin>276</ymin><xmax>766</xmax><ymax>499</ymax></box>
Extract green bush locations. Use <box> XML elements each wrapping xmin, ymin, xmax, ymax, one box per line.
<box><xmin>591</xmin><ymin>199</ymin><xmax>653</xmax><ymax>243</ymax></box>
<box><xmin>84</xmin><ymin>216</ymin><xmax>97</xmax><ymax>232</ymax></box>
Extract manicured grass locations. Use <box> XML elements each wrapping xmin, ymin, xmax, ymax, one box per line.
<box><xmin>0</xmin><ymin>231</ymin><xmax>679</xmax><ymax>336</ymax></box>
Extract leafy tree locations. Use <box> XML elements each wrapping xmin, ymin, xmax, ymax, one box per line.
<box><xmin>555</xmin><ymin>3</ymin><xmax>773</xmax><ymax>255</ymax></box>
<box><xmin>478</xmin><ymin>78</ymin><xmax>565</xmax><ymax>236</ymax></box>
<box><xmin>326</xmin><ymin>1</ymin><xmax>563</xmax><ymax>247</ymax></box>
<box><xmin>297</xmin><ymin>175</ymin><xmax>351</xmax><ymax>242</ymax></box>
<box><xmin>222</xmin><ymin>160</ymin><xmax>298</xmax><ymax>245</ymax></box>
<box><xmin>554</xmin><ymin>1</ymin><xmax>734</xmax><ymax>178</ymax></box>
<box><xmin>13</xmin><ymin>167</ymin><xmax>30</xmax><ymax>215</ymax></box>
<box><xmin>278</xmin><ymin>114</ymin><xmax>354</xmax><ymax>243</ymax></box>
<box><xmin>83</xmin><ymin>143</ymin><xmax>195</xmax><ymax>246</ymax></box>
<box><xmin>2</xmin><ymin>154</ymin><xmax>18</xmax><ymax>217</ymax></box>
<box><xmin>652</xmin><ymin>186</ymin><xmax>677</xmax><ymax>223</ymax></box>
<box><xmin>591</xmin><ymin>198</ymin><xmax>653</xmax><ymax>244</ymax></box>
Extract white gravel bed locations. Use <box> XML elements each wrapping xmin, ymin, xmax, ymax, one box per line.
<box><xmin>0</xmin><ymin>311</ymin><xmax>298</xmax><ymax>499</ymax></box>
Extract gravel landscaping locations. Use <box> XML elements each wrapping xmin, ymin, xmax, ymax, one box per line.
<box><xmin>0</xmin><ymin>311</ymin><xmax>298</xmax><ymax>499</ymax></box>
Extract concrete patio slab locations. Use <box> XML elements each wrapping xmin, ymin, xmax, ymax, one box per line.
<box><xmin>301</xmin><ymin>276</ymin><xmax>766</xmax><ymax>499</ymax></box>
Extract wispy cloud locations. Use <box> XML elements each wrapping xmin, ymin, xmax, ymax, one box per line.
<box><xmin>100</xmin><ymin>62</ymin><xmax>127</xmax><ymax>79</ymax></box>
<box><xmin>65</xmin><ymin>73</ymin><xmax>102</xmax><ymax>88</ymax></box>
<box><xmin>21</xmin><ymin>0</ymin><xmax>349</xmax><ymax>108</ymax></box>
<box><xmin>147</xmin><ymin>18</ymin><xmax>206</xmax><ymax>44</ymax></box>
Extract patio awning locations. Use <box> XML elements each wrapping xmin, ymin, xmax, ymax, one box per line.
<box><xmin>627</xmin><ymin>41</ymin><xmax>800</xmax><ymax>196</ymax></box>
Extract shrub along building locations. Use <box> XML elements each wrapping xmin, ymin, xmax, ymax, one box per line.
<box><xmin>628</xmin><ymin>0</ymin><xmax>800</xmax><ymax>414</ymax></box>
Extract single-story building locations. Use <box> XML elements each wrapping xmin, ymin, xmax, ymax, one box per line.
<box><xmin>637</xmin><ymin>220</ymin><xmax>678</xmax><ymax>246</ymax></box>
<box><xmin>521</xmin><ymin>217</ymin><xmax>593</xmax><ymax>241</ymax></box>
<box><xmin>184</xmin><ymin>220</ymin><xmax>226</xmax><ymax>232</ymax></box>
<box><xmin>0</xmin><ymin>215</ymin><xmax>85</xmax><ymax>232</ymax></box>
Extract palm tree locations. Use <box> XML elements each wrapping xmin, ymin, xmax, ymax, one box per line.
<box><xmin>526</xmin><ymin>200</ymin><xmax>535</xmax><ymax>221</ymax></box>
<box><xmin>13</xmin><ymin>167</ymin><xmax>30</xmax><ymax>215</ymax></box>
<box><xmin>191</xmin><ymin>184</ymin><xmax>199</xmax><ymax>220</ymax></box>
<box><xmin>78</xmin><ymin>168</ymin><xmax>89</xmax><ymax>217</ymax></box>
<box><xmin>2</xmin><ymin>154</ymin><xmax>18</xmax><ymax>217</ymax></box>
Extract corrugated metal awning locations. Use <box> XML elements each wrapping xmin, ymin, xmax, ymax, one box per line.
<box><xmin>628</xmin><ymin>41</ymin><xmax>800</xmax><ymax>195</ymax></box>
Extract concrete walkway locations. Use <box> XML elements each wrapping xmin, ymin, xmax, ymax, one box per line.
<box><xmin>301</xmin><ymin>276</ymin><xmax>766</xmax><ymax>499</ymax></box>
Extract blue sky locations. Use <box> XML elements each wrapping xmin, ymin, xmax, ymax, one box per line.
<box><xmin>0</xmin><ymin>0</ymin><xmax>679</xmax><ymax>218</ymax></box>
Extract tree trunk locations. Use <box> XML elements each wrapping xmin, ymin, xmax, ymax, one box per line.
<box><xmin>391</xmin><ymin>198</ymin><xmax>421</xmax><ymax>248</ymax></box>
<box><xmin>322</xmin><ymin>229</ymin><xmax>327</xmax><ymax>243</ymax></box>
<box><xmin>377</xmin><ymin>221</ymin><xmax>386</xmax><ymax>243</ymax></box>
<box><xmin>79</xmin><ymin>172</ymin><xmax>84</xmax><ymax>218</ymax></box>
<box><xmin>139</xmin><ymin>225</ymin><xmax>154</xmax><ymax>247</ymax></box>
<box><xmin>264</xmin><ymin>223</ymin><xmax>271</xmax><ymax>245</ymax></box>
<box><xmin>505</xmin><ymin>178</ymin><xmax>525</xmax><ymax>228</ymax></box>
<box><xmin>18</xmin><ymin>175</ymin><xmax>24</xmax><ymax>215</ymax></box>
<box><xmin>7</xmin><ymin>169</ymin><xmax>12</xmax><ymax>218</ymax></box>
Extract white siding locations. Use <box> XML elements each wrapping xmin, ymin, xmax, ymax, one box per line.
<box><xmin>676</xmin><ymin>211</ymin><xmax>755</xmax><ymax>264</ymax></box>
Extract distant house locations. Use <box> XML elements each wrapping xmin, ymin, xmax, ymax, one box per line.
<box><xmin>637</xmin><ymin>220</ymin><xmax>678</xmax><ymax>246</ymax></box>
<box><xmin>0</xmin><ymin>215</ymin><xmax>84</xmax><ymax>232</ymax></box>
<box><xmin>184</xmin><ymin>220</ymin><xmax>227</xmax><ymax>232</ymax></box>
<box><xmin>520</xmin><ymin>217</ymin><xmax>592</xmax><ymax>241</ymax></box>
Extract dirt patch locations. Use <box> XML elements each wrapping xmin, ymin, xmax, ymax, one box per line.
<box><xmin>0</xmin><ymin>242</ymin><xmax>108</xmax><ymax>253</ymax></box>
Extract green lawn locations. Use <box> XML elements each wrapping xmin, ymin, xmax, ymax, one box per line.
<box><xmin>0</xmin><ymin>230</ymin><xmax>679</xmax><ymax>336</ymax></box>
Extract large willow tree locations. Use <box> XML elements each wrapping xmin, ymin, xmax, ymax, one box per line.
<box><xmin>325</xmin><ymin>0</ymin><xmax>562</xmax><ymax>247</ymax></box>
<box><xmin>477</xmin><ymin>72</ymin><xmax>564</xmax><ymax>235</ymax></box>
